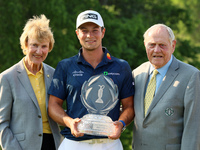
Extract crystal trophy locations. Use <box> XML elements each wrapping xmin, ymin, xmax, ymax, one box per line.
<box><xmin>77</xmin><ymin>74</ymin><xmax>119</xmax><ymax>136</ymax></box>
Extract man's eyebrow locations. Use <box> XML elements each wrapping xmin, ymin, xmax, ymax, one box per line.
<box><xmin>79</xmin><ymin>27</ymin><xmax>86</xmax><ymax>30</ymax></box>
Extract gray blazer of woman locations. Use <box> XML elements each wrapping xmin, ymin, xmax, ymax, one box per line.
<box><xmin>0</xmin><ymin>59</ymin><xmax>62</xmax><ymax>150</ymax></box>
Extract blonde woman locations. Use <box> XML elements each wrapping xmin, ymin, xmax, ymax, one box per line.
<box><xmin>0</xmin><ymin>15</ymin><xmax>62</xmax><ymax>150</ymax></box>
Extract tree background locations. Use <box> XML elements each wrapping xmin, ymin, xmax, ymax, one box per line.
<box><xmin>0</xmin><ymin>0</ymin><xmax>200</xmax><ymax>149</ymax></box>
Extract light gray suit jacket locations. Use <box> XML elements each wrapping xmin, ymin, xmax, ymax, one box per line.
<box><xmin>132</xmin><ymin>56</ymin><xmax>200</xmax><ymax>150</ymax></box>
<box><xmin>0</xmin><ymin>59</ymin><xmax>62</xmax><ymax>150</ymax></box>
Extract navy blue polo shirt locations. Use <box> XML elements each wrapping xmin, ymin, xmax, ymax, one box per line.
<box><xmin>48</xmin><ymin>47</ymin><xmax>134</xmax><ymax>141</ymax></box>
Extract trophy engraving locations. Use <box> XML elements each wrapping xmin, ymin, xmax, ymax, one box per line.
<box><xmin>96</xmin><ymin>85</ymin><xmax>105</xmax><ymax>103</ymax></box>
<box><xmin>77</xmin><ymin>74</ymin><xmax>119</xmax><ymax>136</ymax></box>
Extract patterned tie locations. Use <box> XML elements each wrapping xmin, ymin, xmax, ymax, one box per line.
<box><xmin>144</xmin><ymin>69</ymin><xmax>159</xmax><ymax>116</ymax></box>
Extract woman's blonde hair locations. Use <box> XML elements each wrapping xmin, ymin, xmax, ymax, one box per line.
<box><xmin>20</xmin><ymin>14</ymin><xmax>54</xmax><ymax>55</ymax></box>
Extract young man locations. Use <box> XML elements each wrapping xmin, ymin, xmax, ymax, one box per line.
<box><xmin>48</xmin><ymin>10</ymin><xmax>135</xmax><ymax>150</ymax></box>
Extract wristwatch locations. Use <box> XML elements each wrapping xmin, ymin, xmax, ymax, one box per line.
<box><xmin>119</xmin><ymin>120</ymin><xmax>126</xmax><ymax>132</ymax></box>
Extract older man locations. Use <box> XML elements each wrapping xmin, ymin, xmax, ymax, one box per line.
<box><xmin>132</xmin><ymin>24</ymin><xmax>200</xmax><ymax>150</ymax></box>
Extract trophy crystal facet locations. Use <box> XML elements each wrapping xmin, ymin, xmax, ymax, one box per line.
<box><xmin>77</xmin><ymin>74</ymin><xmax>119</xmax><ymax>136</ymax></box>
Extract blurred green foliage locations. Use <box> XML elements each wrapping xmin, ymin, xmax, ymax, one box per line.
<box><xmin>1</xmin><ymin>0</ymin><xmax>200</xmax><ymax>73</ymax></box>
<box><xmin>0</xmin><ymin>0</ymin><xmax>200</xmax><ymax>150</ymax></box>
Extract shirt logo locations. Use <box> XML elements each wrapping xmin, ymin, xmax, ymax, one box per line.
<box><xmin>72</xmin><ymin>70</ymin><xmax>84</xmax><ymax>76</ymax></box>
<box><xmin>104</xmin><ymin>71</ymin><xmax>120</xmax><ymax>76</ymax></box>
<box><xmin>107</xmin><ymin>53</ymin><xmax>111</xmax><ymax>60</ymax></box>
<box><xmin>81</xmin><ymin>13</ymin><xmax>98</xmax><ymax>21</ymax></box>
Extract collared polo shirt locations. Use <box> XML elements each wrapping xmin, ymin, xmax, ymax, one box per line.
<box><xmin>48</xmin><ymin>47</ymin><xmax>135</xmax><ymax>141</ymax></box>
<box><xmin>23</xmin><ymin>58</ymin><xmax>52</xmax><ymax>133</ymax></box>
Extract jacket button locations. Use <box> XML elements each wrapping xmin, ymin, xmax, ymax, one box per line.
<box><xmin>38</xmin><ymin>134</ymin><xmax>42</xmax><ymax>136</ymax></box>
<box><xmin>38</xmin><ymin>115</ymin><xmax>41</xmax><ymax>118</ymax></box>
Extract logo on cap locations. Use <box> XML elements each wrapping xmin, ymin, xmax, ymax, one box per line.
<box><xmin>81</xmin><ymin>13</ymin><xmax>98</xmax><ymax>21</ymax></box>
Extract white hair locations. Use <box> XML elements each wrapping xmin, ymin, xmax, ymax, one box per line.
<box><xmin>143</xmin><ymin>24</ymin><xmax>175</xmax><ymax>45</ymax></box>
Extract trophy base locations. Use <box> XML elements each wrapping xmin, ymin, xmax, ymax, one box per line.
<box><xmin>77</xmin><ymin>114</ymin><xmax>115</xmax><ymax>136</ymax></box>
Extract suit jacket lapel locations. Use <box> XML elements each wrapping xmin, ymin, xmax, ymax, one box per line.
<box><xmin>17</xmin><ymin>59</ymin><xmax>40</xmax><ymax>110</ymax></box>
<box><xmin>43</xmin><ymin>64</ymin><xmax>52</xmax><ymax>110</ymax></box>
<box><xmin>134</xmin><ymin>62</ymin><xmax>151</xmax><ymax>118</ymax></box>
<box><xmin>140</xmin><ymin>64</ymin><xmax>151</xmax><ymax>118</ymax></box>
<box><xmin>145</xmin><ymin>57</ymin><xmax>179</xmax><ymax>117</ymax></box>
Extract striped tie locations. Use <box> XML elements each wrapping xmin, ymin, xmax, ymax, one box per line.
<box><xmin>144</xmin><ymin>69</ymin><xmax>158</xmax><ymax>115</ymax></box>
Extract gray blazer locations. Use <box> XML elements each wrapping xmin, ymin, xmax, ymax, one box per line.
<box><xmin>0</xmin><ymin>59</ymin><xmax>62</xmax><ymax>150</ymax></box>
<box><xmin>132</xmin><ymin>56</ymin><xmax>200</xmax><ymax>150</ymax></box>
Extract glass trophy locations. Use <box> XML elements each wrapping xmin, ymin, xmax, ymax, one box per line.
<box><xmin>77</xmin><ymin>74</ymin><xmax>119</xmax><ymax>136</ymax></box>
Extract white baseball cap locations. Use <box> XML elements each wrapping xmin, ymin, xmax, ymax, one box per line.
<box><xmin>76</xmin><ymin>10</ymin><xmax>104</xmax><ymax>29</ymax></box>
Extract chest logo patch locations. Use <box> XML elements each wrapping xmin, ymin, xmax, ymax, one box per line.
<box><xmin>165</xmin><ymin>108</ymin><xmax>174</xmax><ymax>116</ymax></box>
<box><xmin>72</xmin><ymin>70</ymin><xmax>84</xmax><ymax>76</ymax></box>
